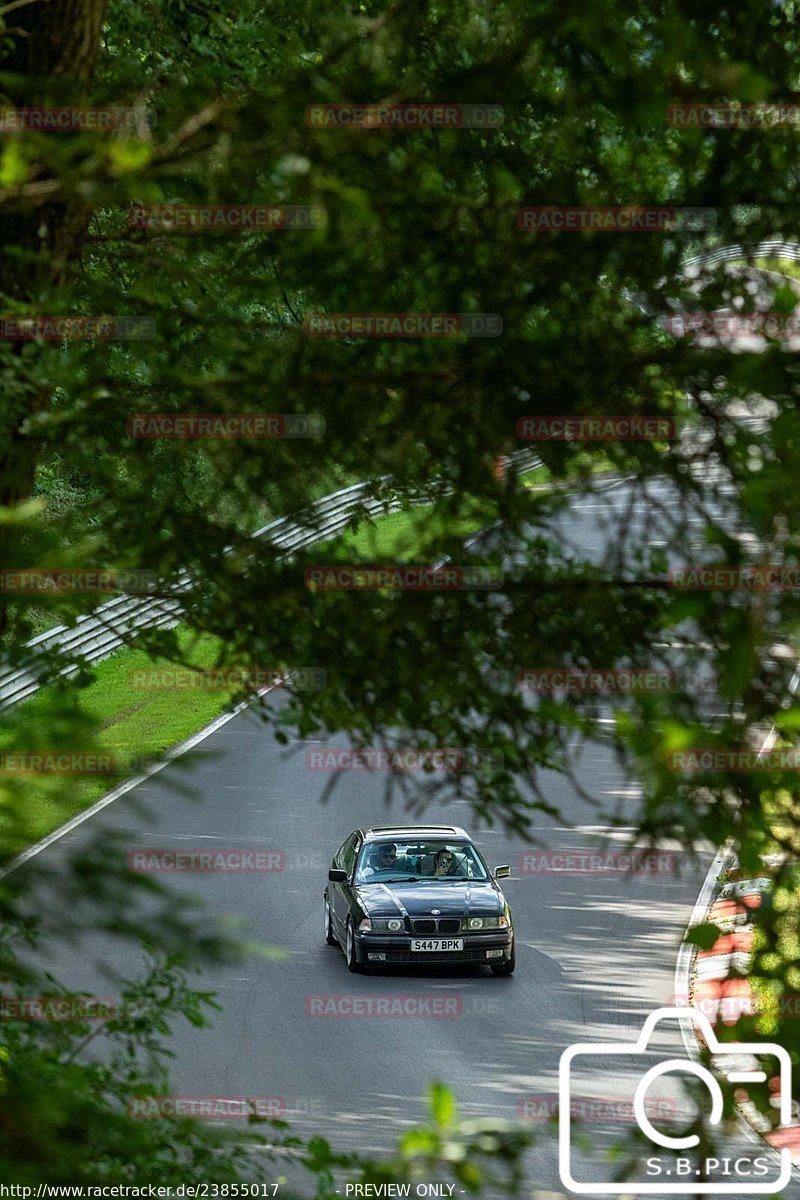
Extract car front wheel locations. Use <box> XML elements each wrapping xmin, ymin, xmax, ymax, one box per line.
<box><xmin>345</xmin><ymin>919</ymin><xmax>363</xmax><ymax>973</ymax></box>
<box><xmin>324</xmin><ymin>897</ymin><xmax>338</xmax><ymax>946</ymax></box>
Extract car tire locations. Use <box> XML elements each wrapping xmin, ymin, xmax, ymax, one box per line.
<box><xmin>490</xmin><ymin>942</ymin><xmax>515</xmax><ymax>976</ymax></box>
<box><xmin>324</xmin><ymin>897</ymin><xmax>338</xmax><ymax>946</ymax></box>
<box><xmin>345</xmin><ymin>918</ymin><xmax>363</xmax><ymax>973</ymax></box>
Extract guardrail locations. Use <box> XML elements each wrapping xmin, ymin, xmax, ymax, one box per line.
<box><xmin>683</xmin><ymin>240</ymin><xmax>800</xmax><ymax>270</ymax></box>
<box><xmin>0</xmin><ymin>449</ymin><xmax>542</xmax><ymax>711</ymax></box>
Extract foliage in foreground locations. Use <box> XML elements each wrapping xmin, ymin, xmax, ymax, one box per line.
<box><xmin>3</xmin><ymin>0</ymin><xmax>800</xmax><ymax>1186</ymax></box>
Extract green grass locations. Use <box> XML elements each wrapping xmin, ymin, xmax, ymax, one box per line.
<box><xmin>753</xmin><ymin>257</ymin><xmax>800</xmax><ymax>284</ymax></box>
<box><xmin>715</xmin><ymin>257</ymin><xmax>800</xmax><ymax>284</ymax></box>
<box><xmin>336</xmin><ymin>495</ymin><xmax>500</xmax><ymax>558</ymax></box>
<box><xmin>331</xmin><ymin>463</ymin><xmax>553</xmax><ymax>558</ymax></box>
<box><xmin>0</xmin><ymin>627</ymin><xmax>238</xmax><ymax>851</ymax></box>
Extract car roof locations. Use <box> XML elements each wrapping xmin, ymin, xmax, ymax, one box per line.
<box><xmin>360</xmin><ymin>825</ymin><xmax>470</xmax><ymax>842</ymax></box>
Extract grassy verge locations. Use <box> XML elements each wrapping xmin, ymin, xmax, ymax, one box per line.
<box><xmin>753</xmin><ymin>257</ymin><xmax>800</xmax><ymax>284</ymax></box>
<box><xmin>333</xmin><ymin>464</ymin><xmax>552</xmax><ymax>558</ymax></box>
<box><xmin>716</xmin><ymin>257</ymin><xmax>800</xmax><ymax>284</ymax></box>
<box><xmin>0</xmin><ymin>628</ymin><xmax>235</xmax><ymax>850</ymax></box>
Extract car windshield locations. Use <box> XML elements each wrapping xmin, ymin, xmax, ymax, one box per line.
<box><xmin>355</xmin><ymin>839</ymin><xmax>489</xmax><ymax>883</ymax></box>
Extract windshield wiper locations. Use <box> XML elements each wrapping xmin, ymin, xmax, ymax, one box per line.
<box><xmin>401</xmin><ymin>875</ymin><xmax>479</xmax><ymax>882</ymax></box>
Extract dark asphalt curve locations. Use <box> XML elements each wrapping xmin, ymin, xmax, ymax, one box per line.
<box><xmin>14</xmin><ymin>476</ymin><xmax>794</xmax><ymax>1199</ymax></box>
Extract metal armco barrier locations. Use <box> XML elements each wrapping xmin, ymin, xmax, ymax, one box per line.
<box><xmin>683</xmin><ymin>240</ymin><xmax>800</xmax><ymax>270</ymax></box>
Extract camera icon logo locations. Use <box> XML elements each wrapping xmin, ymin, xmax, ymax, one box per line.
<box><xmin>559</xmin><ymin>1006</ymin><xmax>792</xmax><ymax>1194</ymax></box>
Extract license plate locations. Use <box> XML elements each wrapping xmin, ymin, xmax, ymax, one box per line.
<box><xmin>411</xmin><ymin>938</ymin><xmax>464</xmax><ymax>952</ymax></box>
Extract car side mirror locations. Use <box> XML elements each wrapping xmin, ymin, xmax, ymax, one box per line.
<box><xmin>494</xmin><ymin>864</ymin><xmax>511</xmax><ymax>878</ymax></box>
<box><xmin>328</xmin><ymin>867</ymin><xmax>348</xmax><ymax>883</ymax></box>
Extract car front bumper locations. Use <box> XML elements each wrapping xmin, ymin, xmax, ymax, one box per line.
<box><xmin>354</xmin><ymin>930</ymin><xmax>513</xmax><ymax>965</ymax></box>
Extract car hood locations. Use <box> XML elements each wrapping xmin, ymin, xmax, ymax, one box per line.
<box><xmin>355</xmin><ymin>879</ymin><xmax>505</xmax><ymax>917</ymax></box>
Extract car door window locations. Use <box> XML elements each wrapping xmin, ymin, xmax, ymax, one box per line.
<box><xmin>334</xmin><ymin>835</ymin><xmax>353</xmax><ymax>871</ymax></box>
<box><xmin>341</xmin><ymin>834</ymin><xmax>360</xmax><ymax>879</ymax></box>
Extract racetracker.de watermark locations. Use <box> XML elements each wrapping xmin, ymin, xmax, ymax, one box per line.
<box><xmin>126</xmin><ymin>413</ymin><xmax>324</xmax><ymax>438</ymax></box>
<box><xmin>0</xmin><ymin>107</ymin><xmax>151</xmax><ymax>132</ymax></box>
<box><xmin>1</xmin><ymin>995</ymin><xmax>115</xmax><ymax>1021</ymax></box>
<box><xmin>765</xmin><ymin>994</ymin><xmax>800</xmax><ymax>1018</ymax></box>
<box><xmin>305</xmin><ymin>747</ymin><xmax>503</xmax><ymax>771</ymax></box>
<box><xmin>667</xmin><ymin>103</ymin><xmax>800</xmax><ymax>128</ymax></box>
<box><xmin>518</xmin><ymin>1094</ymin><xmax>678</xmax><ymax>1122</ymax></box>
<box><xmin>0</xmin><ymin>568</ymin><xmax>156</xmax><ymax>593</ymax></box>
<box><xmin>663</xmin><ymin>313</ymin><xmax>800</xmax><ymax>339</ymax></box>
<box><xmin>305</xmin><ymin>103</ymin><xmax>503</xmax><ymax>129</ymax></box>
<box><xmin>128</xmin><ymin>205</ymin><xmax>326</xmax><ymax>231</ymax></box>
<box><xmin>517</xmin><ymin>416</ymin><xmax>674</xmax><ymax>440</ymax></box>
<box><xmin>129</xmin><ymin>848</ymin><xmax>287</xmax><ymax>873</ymax></box>
<box><xmin>0</xmin><ymin>316</ymin><xmax>154</xmax><ymax>340</ymax></box>
<box><xmin>128</xmin><ymin>1096</ymin><xmax>286</xmax><ymax>1120</ymax></box>
<box><xmin>128</xmin><ymin>667</ymin><xmax>326</xmax><ymax>691</ymax></box>
<box><xmin>670</xmin><ymin>991</ymin><xmax>753</xmax><ymax>1025</ymax></box>
<box><xmin>669</xmin><ymin>564</ymin><xmax>800</xmax><ymax>590</ymax></box>
<box><xmin>304</xmin><ymin>313</ymin><xmax>502</xmax><ymax>337</ymax></box>
<box><xmin>304</xmin><ymin>994</ymin><xmax>465</xmax><ymax>1017</ymax></box>
<box><xmin>0</xmin><ymin>752</ymin><xmax>116</xmax><ymax>775</ymax></box>
<box><xmin>517</xmin><ymin>206</ymin><xmax>717</xmax><ymax>232</ymax></box>
<box><xmin>667</xmin><ymin>748</ymin><xmax>800</xmax><ymax>772</ymax></box>
<box><xmin>518</xmin><ymin>850</ymin><xmax>677</xmax><ymax>874</ymax></box>
<box><xmin>518</xmin><ymin>668</ymin><xmax>676</xmax><ymax>693</ymax></box>
<box><xmin>304</xmin><ymin>565</ymin><xmax>503</xmax><ymax>589</ymax></box>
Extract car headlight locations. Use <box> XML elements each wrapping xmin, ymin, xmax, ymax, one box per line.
<box><xmin>357</xmin><ymin>918</ymin><xmax>372</xmax><ymax>932</ymax></box>
<box><xmin>368</xmin><ymin>918</ymin><xmax>406</xmax><ymax>933</ymax></box>
<box><xmin>469</xmin><ymin>915</ymin><xmax>509</xmax><ymax>929</ymax></box>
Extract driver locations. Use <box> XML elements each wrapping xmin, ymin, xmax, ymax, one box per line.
<box><xmin>369</xmin><ymin>842</ymin><xmax>411</xmax><ymax>873</ymax></box>
<box><xmin>375</xmin><ymin>842</ymin><xmax>399</xmax><ymax>870</ymax></box>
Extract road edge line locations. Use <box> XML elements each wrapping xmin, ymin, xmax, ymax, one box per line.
<box><xmin>0</xmin><ymin>682</ymin><xmax>279</xmax><ymax>881</ymax></box>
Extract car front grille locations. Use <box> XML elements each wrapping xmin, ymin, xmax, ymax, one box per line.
<box><xmin>412</xmin><ymin>920</ymin><xmax>437</xmax><ymax>935</ymax></box>
<box><xmin>411</xmin><ymin>918</ymin><xmax>462</xmax><ymax>935</ymax></box>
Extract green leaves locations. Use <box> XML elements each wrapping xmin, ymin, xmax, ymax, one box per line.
<box><xmin>107</xmin><ymin>138</ymin><xmax>153</xmax><ymax>175</ymax></box>
<box><xmin>5</xmin><ymin>0</ymin><xmax>800</xmax><ymax>1187</ymax></box>
<box><xmin>684</xmin><ymin>923</ymin><xmax>723</xmax><ymax>950</ymax></box>
<box><xmin>0</xmin><ymin>140</ymin><xmax>27</xmax><ymax>187</ymax></box>
<box><xmin>428</xmin><ymin>1081</ymin><xmax>458</xmax><ymax>1127</ymax></box>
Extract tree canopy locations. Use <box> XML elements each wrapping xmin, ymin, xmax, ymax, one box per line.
<box><xmin>2</xmin><ymin>0</ymin><xmax>800</xmax><ymax>1186</ymax></box>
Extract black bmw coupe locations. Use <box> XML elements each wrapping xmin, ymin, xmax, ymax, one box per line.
<box><xmin>323</xmin><ymin>824</ymin><xmax>515</xmax><ymax>975</ymax></box>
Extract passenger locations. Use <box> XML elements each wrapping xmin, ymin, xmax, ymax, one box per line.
<box><xmin>433</xmin><ymin>848</ymin><xmax>456</xmax><ymax>876</ymax></box>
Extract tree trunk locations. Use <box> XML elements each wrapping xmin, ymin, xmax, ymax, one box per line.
<box><xmin>1</xmin><ymin>0</ymin><xmax>108</xmax><ymax>78</ymax></box>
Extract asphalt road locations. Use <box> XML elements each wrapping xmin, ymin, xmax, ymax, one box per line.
<box><xmin>15</xmin><ymin>475</ymin><xmax>797</xmax><ymax>1198</ymax></box>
